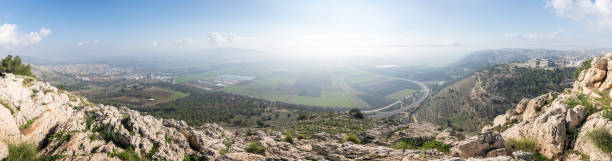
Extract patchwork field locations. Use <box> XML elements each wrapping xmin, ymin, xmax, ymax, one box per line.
<box><xmin>77</xmin><ymin>86</ymin><xmax>189</xmax><ymax>106</ymax></box>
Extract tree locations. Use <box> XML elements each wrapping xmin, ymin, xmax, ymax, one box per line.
<box><xmin>1</xmin><ymin>55</ymin><xmax>34</xmax><ymax>77</ymax></box>
<box><xmin>349</xmin><ymin>108</ymin><xmax>365</xmax><ymax>119</ymax></box>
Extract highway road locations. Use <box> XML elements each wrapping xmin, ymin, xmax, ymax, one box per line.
<box><xmin>358</xmin><ymin>71</ymin><xmax>431</xmax><ymax>118</ymax></box>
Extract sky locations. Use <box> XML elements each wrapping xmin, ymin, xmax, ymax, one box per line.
<box><xmin>1</xmin><ymin>0</ymin><xmax>612</xmax><ymax>60</ymax></box>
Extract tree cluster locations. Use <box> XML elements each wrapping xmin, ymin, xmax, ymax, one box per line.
<box><xmin>1</xmin><ymin>55</ymin><xmax>34</xmax><ymax>77</ymax></box>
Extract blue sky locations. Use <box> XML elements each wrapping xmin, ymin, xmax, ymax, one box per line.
<box><xmin>1</xmin><ymin>0</ymin><xmax>612</xmax><ymax>59</ymax></box>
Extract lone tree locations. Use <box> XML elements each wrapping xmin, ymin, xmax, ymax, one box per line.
<box><xmin>1</xmin><ymin>55</ymin><xmax>34</xmax><ymax>77</ymax></box>
<box><xmin>349</xmin><ymin>108</ymin><xmax>365</xmax><ymax>119</ymax></box>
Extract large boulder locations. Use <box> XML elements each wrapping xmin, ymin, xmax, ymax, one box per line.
<box><xmin>591</xmin><ymin>57</ymin><xmax>608</xmax><ymax>70</ymax></box>
<box><xmin>573</xmin><ymin>111</ymin><xmax>612</xmax><ymax>161</ymax></box>
<box><xmin>581</xmin><ymin>68</ymin><xmax>607</xmax><ymax>87</ymax></box>
<box><xmin>450</xmin><ymin>132</ymin><xmax>504</xmax><ymax>158</ymax></box>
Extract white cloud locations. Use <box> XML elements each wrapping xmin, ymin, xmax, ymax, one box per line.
<box><xmin>547</xmin><ymin>0</ymin><xmax>612</xmax><ymax>28</ymax></box>
<box><xmin>505</xmin><ymin>28</ymin><xmax>570</xmax><ymax>41</ymax></box>
<box><xmin>151</xmin><ymin>41</ymin><xmax>159</xmax><ymax>47</ymax></box>
<box><xmin>76</xmin><ymin>40</ymin><xmax>100</xmax><ymax>47</ymax></box>
<box><xmin>207</xmin><ymin>32</ymin><xmax>236</xmax><ymax>45</ymax></box>
<box><xmin>175</xmin><ymin>38</ymin><xmax>192</xmax><ymax>45</ymax></box>
<box><xmin>0</xmin><ymin>23</ymin><xmax>51</xmax><ymax>48</ymax></box>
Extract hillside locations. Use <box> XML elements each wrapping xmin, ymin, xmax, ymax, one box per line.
<box><xmin>413</xmin><ymin>64</ymin><xmax>575</xmax><ymax>132</ymax></box>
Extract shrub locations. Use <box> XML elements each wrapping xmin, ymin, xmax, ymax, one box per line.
<box><xmin>297</xmin><ymin>114</ymin><xmax>307</xmax><ymax>120</ymax></box>
<box><xmin>534</xmin><ymin>153</ymin><xmax>551</xmax><ymax>161</ymax></box>
<box><xmin>1</xmin><ymin>55</ymin><xmax>34</xmax><ymax>77</ymax></box>
<box><xmin>165</xmin><ymin>135</ymin><xmax>171</xmax><ymax>143</ymax></box>
<box><xmin>108</xmin><ymin>148</ymin><xmax>141</xmax><ymax>161</ymax></box>
<box><xmin>505</xmin><ymin>137</ymin><xmax>537</xmax><ymax>153</ymax></box>
<box><xmin>147</xmin><ymin>142</ymin><xmax>159</xmax><ymax>158</ymax></box>
<box><xmin>6</xmin><ymin>142</ymin><xmax>37</xmax><ymax>161</ymax></box>
<box><xmin>245</xmin><ymin>141</ymin><xmax>266</xmax><ymax>154</ymax></box>
<box><xmin>296</xmin><ymin>134</ymin><xmax>306</xmax><ymax>139</ymax></box>
<box><xmin>586</xmin><ymin>128</ymin><xmax>612</xmax><ymax>152</ymax></box>
<box><xmin>349</xmin><ymin>109</ymin><xmax>365</xmax><ymax>119</ymax></box>
<box><xmin>603</xmin><ymin>108</ymin><xmax>612</xmax><ymax>121</ymax></box>
<box><xmin>343</xmin><ymin>133</ymin><xmax>361</xmax><ymax>144</ymax></box>
<box><xmin>391</xmin><ymin>140</ymin><xmax>410</xmax><ymax>152</ymax></box>
<box><xmin>282</xmin><ymin>131</ymin><xmax>294</xmax><ymax>144</ymax></box>
<box><xmin>22</xmin><ymin>77</ymin><xmax>34</xmax><ymax>86</ymax></box>
<box><xmin>19</xmin><ymin>117</ymin><xmax>37</xmax><ymax>130</ymax></box>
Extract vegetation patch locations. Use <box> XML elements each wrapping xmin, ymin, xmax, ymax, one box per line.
<box><xmin>19</xmin><ymin>117</ymin><xmax>37</xmax><ymax>130</ymax></box>
<box><xmin>245</xmin><ymin>141</ymin><xmax>266</xmax><ymax>154</ymax></box>
<box><xmin>391</xmin><ymin>138</ymin><xmax>452</xmax><ymax>153</ymax></box>
<box><xmin>0</xmin><ymin>99</ymin><xmax>15</xmax><ymax>114</ymax></box>
<box><xmin>147</xmin><ymin>142</ymin><xmax>159</xmax><ymax>159</ymax></box>
<box><xmin>108</xmin><ymin>148</ymin><xmax>142</xmax><ymax>161</ymax></box>
<box><xmin>342</xmin><ymin>133</ymin><xmax>361</xmax><ymax>144</ymax></box>
<box><xmin>505</xmin><ymin>137</ymin><xmax>538</xmax><ymax>153</ymax></box>
<box><xmin>183</xmin><ymin>155</ymin><xmax>206</xmax><ymax>161</ymax></box>
<box><xmin>6</xmin><ymin>142</ymin><xmax>37</xmax><ymax>161</ymax></box>
<box><xmin>282</xmin><ymin>131</ymin><xmax>295</xmax><ymax>144</ymax></box>
<box><xmin>48</xmin><ymin>131</ymin><xmax>74</xmax><ymax>151</ymax></box>
<box><xmin>23</xmin><ymin>77</ymin><xmax>35</xmax><ymax>87</ymax></box>
<box><xmin>586</xmin><ymin>128</ymin><xmax>612</xmax><ymax>152</ymax></box>
<box><xmin>566</xmin><ymin>94</ymin><xmax>599</xmax><ymax>116</ymax></box>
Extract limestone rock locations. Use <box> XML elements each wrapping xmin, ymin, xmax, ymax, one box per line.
<box><xmin>436</xmin><ymin>129</ymin><xmax>467</xmax><ymax>146</ymax></box>
<box><xmin>450</xmin><ymin>132</ymin><xmax>504</xmax><ymax>158</ymax></box>
<box><xmin>0</xmin><ymin>141</ymin><xmax>7</xmax><ymax>160</ymax></box>
<box><xmin>573</xmin><ymin>111</ymin><xmax>612</xmax><ymax>161</ymax></box>
<box><xmin>511</xmin><ymin>151</ymin><xmax>533</xmax><ymax>161</ymax></box>
<box><xmin>581</xmin><ymin>68</ymin><xmax>606</xmax><ymax>87</ymax></box>
<box><xmin>591</xmin><ymin>57</ymin><xmax>608</xmax><ymax>70</ymax></box>
<box><xmin>515</xmin><ymin>99</ymin><xmax>529</xmax><ymax>114</ymax></box>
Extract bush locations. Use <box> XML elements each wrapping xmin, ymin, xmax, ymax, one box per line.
<box><xmin>245</xmin><ymin>141</ymin><xmax>266</xmax><ymax>154</ymax></box>
<box><xmin>22</xmin><ymin>77</ymin><xmax>35</xmax><ymax>86</ymax></box>
<box><xmin>296</xmin><ymin>134</ymin><xmax>306</xmax><ymax>139</ymax></box>
<box><xmin>6</xmin><ymin>142</ymin><xmax>37</xmax><ymax>161</ymax></box>
<box><xmin>505</xmin><ymin>137</ymin><xmax>537</xmax><ymax>153</ymax></box>
<box><xmin>282</xmin><ymin>131</ymin><xmax>294</xmax><ymax>144</ymax></box>
<box><xmin>19</xmin><ymin>117</ymin><xmax>37</xmax><ymax>130</ymax></box>
<box><xmin>391</xmin><ymin>140</ymin><xmax>411</xmax><ymax>152</ymax></box>
<box><xmin>586</xmin><ymin>128</ymin><xmax>612</xmax><ymax>152</ymax></box>
<box><xmin>603</xmin><ymin>108</ymin><xmax>612</xmax><ymax>121</ymax></box>
<box><xmin>348</xmin><ymin>109</ymin><xmax>364</xmax><ymax>119</ymax></box>
<box><xmin>1</xmin><ymin>55</ymin><xmax>34</xmax><ymax>77</ymax></box>
<box><xmin>108</xmin><ymin>148</ymin><xmax>141</xmax><ymax>161</ymax></box>
<box><xmin>343</xmin><ymin>133</ymin><xmax>361</xmax><ymax>144</ymax></box>
<box><xmin>184</xmin><ymin>155</ymin><xmax>206</xmax><ymax>161</ymax></box>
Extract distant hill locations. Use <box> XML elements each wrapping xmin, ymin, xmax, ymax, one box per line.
<box><xmin>412</xmin><ymin>64</ymin><xmax>575</xmax><ymax>132</ymax></box>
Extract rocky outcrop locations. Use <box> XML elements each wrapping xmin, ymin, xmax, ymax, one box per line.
<box><xmin>573</xmin><ymin>111</ymin><xmax>612</xmax><ymax>161</ymax></box>
<box><xmin>450</xmin><ymin>132</ymin><xmax>504</xmax><ymax>158</ymax></box>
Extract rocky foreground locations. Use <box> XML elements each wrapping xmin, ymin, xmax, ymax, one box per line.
<box><xmin>0</xmin><ymin>55</ymin><xmax>611</xmax><ymax>161</ymax></box>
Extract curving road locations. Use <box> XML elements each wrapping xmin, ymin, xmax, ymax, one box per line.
<box><xmin>357</xmin><ymin>71</ymin><xmax>430</xmax><ymax>118</ymax></box>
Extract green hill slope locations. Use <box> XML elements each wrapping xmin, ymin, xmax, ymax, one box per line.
<box><xmin>413</xmin><ymin>64</ymin><xmax>575</xmax><ymax>132</ymax></box>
